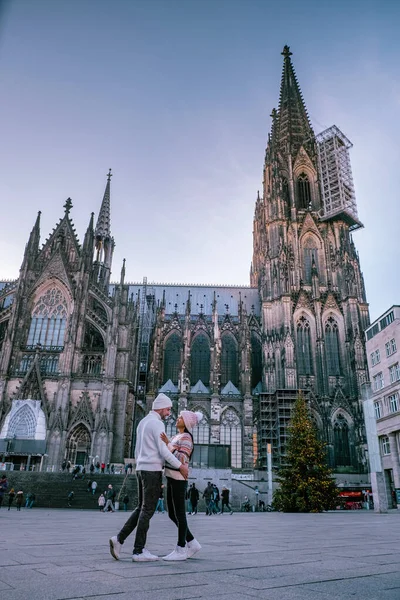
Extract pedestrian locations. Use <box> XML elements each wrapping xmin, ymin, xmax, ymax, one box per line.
<box><xmin>67</xmin><ymin>491</ymin><xmax>74</xmax><ymax>507</ymax></box>
<box><xmin>108</xmin><ymin>393</ymin><xmax>189</xmax><ymax>562</ymax></box>
<box><xmin>8</xmin><ymin>487</ymin><xmax>16</xmax><ymax>510</ymax></box>
<box><xmin>203</xmin><ymin>482</ymin><xmax>214</xmax><ymax>515</ymax></box>
<box><xmin>96</xmin><ymin>461</ymin><xmax>100</xmax><ymax>473</ymax></box>
<box><xmin>89</xmin><ymin>463</ymin><xmax>95</xmax><ymax>475</ymax></box>
<box><xmin>66</xmin><ymin>460</ymin><xmax>71</xmax><ymax>473</ymax></box>
<box><xmin>188</xmin><ymin>483</ymin><xmax>199</xmax><ymax>515</ymax></box>
<box><xmin>127</xmin><ymin>463</ymin><xmax>133</xmax><ymax>474</ymax></box>
<box><xmin>61</xmin><ymin>459</ymin><xmax>67</xmax><ymax>472</ymax></box>
<box><xmin>101</xmin><ymin>462</ymin><xmax>105</xmax><ymax>474</ymax></box>
<box><xmin>91</xmin><ymin>480</ymin><xmax>98</xmax><ymax>496</ymax></box>
<box><xmin>155</xmin><ymin>484</ymin><xmax>165</xmax><ymax>513</ymax></box>
<box><xmin>161</xmin><ymin>410</ymin><xmax>202</xmax><ymax>561</ymax></box>
<box><xmin>0</xmin><ymin>474</ymin><xmax>8</xmax><ymax>509</ymax></box>
<box><xmin>103</xmin><ymin>485</ymin><xmax>115</xmax><ymax>512</ymax></box>
<box><xmin>221</xmin><ymin>486</ymin><xmax>233</xmax><ymax>514</ymax></box>
<box><xmin>254</xmin><ymin>485</ymin><xmax>259</xmax><ymax>511</ymax></box>
<box><xmin>98</xmin><ymin>493</ymin><xmax>106</xmax><ymax>511</ymax></box>
<box><xmin>241</xmin><ymin>495</ymin><xmax>251</xmax><ymax>512</ymax></box>
<box><xmin>123</xmin><ymin>493</ymin><xmax>129</xmax><ymax>512</ymax></box>
<box><xmin>213</xmin><ymin>484</ymin><xmax>220</xmax><ymax>513</ymax></box>
<box><xmin>86</xmin><ymin>480</ymin><xmax>92</xmax><ymax>493</ymax></box>
<box><xmin>15</xmin><ymin>490</ymin><xmax>24</xmax><ymax>511</ymax></box>
<box><xmin>111</xmin><ymin>464</ymin><xmax>115</xmax><ymax>474</ymax></box>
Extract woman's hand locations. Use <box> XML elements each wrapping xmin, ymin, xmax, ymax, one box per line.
<box><xmin>160</xmin><ymin>432</ymin><xmax>169</xmax><ymax>445</ymax></box>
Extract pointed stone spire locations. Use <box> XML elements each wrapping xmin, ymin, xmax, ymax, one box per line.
<box><xmin>275</xmin><ymin>45</ymin><xmax>314</xmax><ymax>159</ymax></box>
<box><xmin>25</xmin><ymin>211</ymin><xmax>41</xmax><ymax>257</ymax></box>
<box><xmin>120</xmin><ymin>258</ymin><xmax>126</xmax><ymax>285</ymax></box>
<box><xmin>82</xmin><ymin>212</ymin><xmax>94</xmax><ymax>255</ymax></box>
<box><xmin>95</xmin><ymin>169</ymin><xmax>112</xmax><ymax>243</ymax></box>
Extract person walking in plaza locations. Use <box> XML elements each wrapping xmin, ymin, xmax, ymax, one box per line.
<box><xmin>8</xmin><ymin>487</ymin><xmax>15</xmax><ymax>510</ymax></box>
<box><xmin>155</xmin><ymin>484</ymin><xmax>165</xmax><ymax>513</ymax></box>
<box><xmin>203</xmin><ymin>481</ymin><xmax>214</xmax><ymax>515</ymax></box>
<box><xmin>221</xmin><ymin>486</ymin><xmax>233</xmax><ymax>514</ymax></box>
<box><xmin>109</xmin><ymin>393</ymin><xmax>188</xmax><ymax>562</ymax></box>
<box><xmin>15</xmin><ymin>490</ymin><xmax>24</xmax><ymax>511</ymax></box>
<box><xmin>0</xmin><ymin>474</ymin><xmax>8</xmax><ymax>509</ymax></box>
<box><xmin>91</xmin><ymin>480</ymin><xmax>98</xmax><ymax>496</ymax></box>
<box><xmin>161</xmin><ymin>410</ymin><xmax>202</xmax><ymax>561</ymax></box>
<box><xmin>98</xmin><ymin>493</ymin><xmax>105</xmax><ymax>511</ymax></box>
<box><xmin>188</xmin><ymin>483</ymin><xmax>199</xmax><ymax>515</ymax></box>
<box><xmin>122</xmin><ymin>493</ymin><xmax>129</xmax><ymax>512</ymax></box>
<box><xmin>103</xmin><ymin>485</ymin><xmax>115</xmax><ymax>512</ymax></box>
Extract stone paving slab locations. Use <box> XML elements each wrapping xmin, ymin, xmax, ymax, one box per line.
<box><xmin>1</xmin><ymin>508</ymin><xmax>400</xmax><ymax>600</ymax></box>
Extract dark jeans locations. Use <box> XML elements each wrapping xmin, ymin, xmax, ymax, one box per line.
<box><xmin>166</xmin><ymin>477</ymin><xmax>194</xmax><ymax>547</ymax></box>
<box><xmin>190</xmin><ymin>501</ymin><xmax>198</xmax><ymax>514</ymax></box>
<box><xmin>221</xmin><ymin>500</ymin><xmax>232</xmax><ymax>513</ymax></box>
<box><xmin>117</xmin><ymin>471</ymin><xmax>161</xmax><ymax>554</ymax></box>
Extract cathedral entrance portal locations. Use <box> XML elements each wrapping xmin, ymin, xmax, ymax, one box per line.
<box><xmin>66</xmin><ymin>424</ymin><xmax>91</xmax><ymax>466</ymax></box>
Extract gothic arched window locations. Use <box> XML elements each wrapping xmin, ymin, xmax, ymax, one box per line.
<box><xmin>163</xmin><ymin>333</ymin><xmax>182</xmax><ymax>385</ymax></box>
<box><xmin>325</xmin><ymin>317</ymin><xmax>341</xmax><ymax>376</ymax></box>
<box><xmin>333</xmin><ymin>414</ymin><xmax>351</xmax><ymax>466</ymax></box>
<box><xmin>190</xmin><ymin>334</ymin><xmax>210</xmax><ymax>386</ymax></box>
<box><xmin>66</xmin><ymin>423</ymin><xmax>91</xmax><ymax>466</ymax></box>
<box><xmin>27</xmin><ymin>287</ymin><xmax>68</xmax><ymax>349</ymax></box>
<box><xmin>296</xmin><ymin>316</ymin><xmax>313</xmax><ymax>375</ymax></box>
<box><xmin>221</xmin><ymin>334</ymin><xmax>238</xmax><ymax>387</ymax></box>
<box><xmin>192</xmin><ymin>412</ymin><xmax>210</xmax><ymax>444</ymax></box>
<box><xmin>303</xmin><ymin>237</ymin><xmax>319</xmax><ymax>284</ymax></box>
<box><xmin>83</xmin><ymin>324</ymin><xmax>105</xmax><ymax>352</ymax></box>
<box><xmin>9</xmin><ymin>405</ymin><xmax>36</xmax><ymax>438</ymax></box>
<box><xmin>297</xmin><ymin>172</ymin><xmax>311</xmax><ymax>209</ymax></box>
<box><xmin>220</xmin><ymin>409</ymin><xmax>242</xmax><ymax>468</ymax></box>
<box><xmin>251</xmin><ymin>332</ymin><xmax>263</xmax><ymax>389</ymax></box>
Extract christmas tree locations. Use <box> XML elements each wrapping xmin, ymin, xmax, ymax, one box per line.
<box><xmin>273</xmin><ymin>393</ymin><xmax>339</xmax><ymax>513</ymax></box>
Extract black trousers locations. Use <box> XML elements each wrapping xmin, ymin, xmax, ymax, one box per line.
<box><xmin>221</xmin><ymin>500</ymin><xmax>232</xmax><ymax>513</ymax></box>
<box><xmin>166</xmin><ymin>477</ymin><xmax>194</xmax><ymax>547</ymax></box>
<box><xmin>117</xmin><ymin>470</ymin><xmax>161</xmax><ymax>554</ymax></box>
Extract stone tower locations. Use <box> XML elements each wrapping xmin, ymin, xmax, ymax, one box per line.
<box><xmin>251</xmin><ymin>46</ymin><xmax>370</xmax><ymax>473</ymax></box>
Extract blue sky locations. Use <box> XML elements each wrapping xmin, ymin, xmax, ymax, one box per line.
<box><xmin>0</xmin><ymin>0</ymin><xmax>399</xmax><ymax>321</ymax></box>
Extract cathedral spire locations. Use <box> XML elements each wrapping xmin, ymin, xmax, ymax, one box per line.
<box><xmin>23</xmin><ymin>211</ymin><xmax>41</xmax><ymax>266</ymax></box>
<box><xmin>82</xmin><ymin>212</ymin><xmax>94</xmax><ymax>254</ymax></box>
<box><xmin>276</xmin><ymin>45</ymin><xmax>314</xmax><ymax>159</ymax></box>
<box><xmin>95</xmin><ymin>169</ymin><xmax>112</xmax><ymax>244</ymax></box>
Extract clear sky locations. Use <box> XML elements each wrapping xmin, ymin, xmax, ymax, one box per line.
<box><xmin>0</xmin><ymin>0</ymin><xmax>399</xmax><ymax>321</ymax></box>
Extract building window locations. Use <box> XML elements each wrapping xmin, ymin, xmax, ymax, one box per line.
<box><xmin>163</xmin><ymin>333</ymin><xmax>182</xmax><ymax>385</ymax></box>
<box><xmin>389</xmin><ymin>363</ymin><xmax>400</xmax><ymax>384</ymax></box>
<box><xmin>192</xmin><ymin>412</ymin><xmax>210</xmax><ymax>445</ymax></box>
<box><xmin>220</xmin><ymin>409</ymin><xmax>242</xmax><ymax>468</ymax></box>
<box><xmin>296</xmin><ymin>316</ymin><xmax>313</xmax><ymax>375</ymax></box>
<box><xmin>381</xmin><ymin>435</ymin><xmax>390</xmax><ymax>455</ymax></box>
<box><xmin>386</xmin><ymin>339</ymin><xmax>397</xmax><ymax>357</ymax></box>
<box><xmin>220</xmin><ymin>333</ymin><xmax>238</xmax><ymax>387</ymax></box>
<box><xmin>388</xmin><ymin>393</ymin><xmax>399</xmax><ymax>414</ymax></box>
<box><xmin>374</xmin><ymin>401</ymin><xmax>382</xmax><ymax>419</ymax></box>
<box><xmin>325</xmin><ymin>317</ymin><xmax>341</xmax><ymax>375</ymax></box>
<box><xmin>297</xmin><ymin>173</ymin><xmax>311</xmax><ymax>209</ymax></box>
<box><xmin>250</xmin><ymin>332</ymin><xmax>262</xmax><ymax>389</ymax></box>
<box><xmin>373</xmin><ymin>372</ymin><xmax>384</xmax><ymax>391</ymax></box>
<box><xmin>333</xmin><ymin>414</ymin><xmax>351</xmax><ymax>466</ymax></box>
<box><xmin>380</xmin><ymin>311</ymin><xmax>394</xmax><ymax>331</ymax></box>
<box><xmin>190</xmin><ymin>334</ymin><xmax>210</xmax><ymax>387</ymax></box>
<box><xmin>27</xmin><ymin>287</ymin><xmax>68</xmax><ymax>349</ymax></box>
<box><xmin>371</xmin><ymin>349</ymin><xmax>381</xmax><ymax>366</ymax></box>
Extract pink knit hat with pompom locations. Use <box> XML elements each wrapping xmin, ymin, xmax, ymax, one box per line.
<box><xmin>180</xmin><ymin>410</ymin><xmax>203</xmax><ymax>432</ymax></box>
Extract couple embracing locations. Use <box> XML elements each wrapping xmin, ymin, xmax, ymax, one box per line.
<box><xmin>109</xmin><ymin>393</ymin><xmax>202</xmax><ymax>562</ymax></box>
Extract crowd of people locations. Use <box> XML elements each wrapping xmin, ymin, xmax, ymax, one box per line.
<box><xmin>0</xmin><ymin>475</ymin><xmax>36</xmax><ymax>510</ymax></box>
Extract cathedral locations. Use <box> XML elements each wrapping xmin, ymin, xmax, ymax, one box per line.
<box><xmin>0</xmin><ymin>47</ymin><xmax>370</xmax><ymax>478</ymax></box>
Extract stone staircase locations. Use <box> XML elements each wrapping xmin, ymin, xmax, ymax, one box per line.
<box><xmin>2</xmin><ymin>472</ymin><xmax>138</xmax><ymax>510</ymax></box>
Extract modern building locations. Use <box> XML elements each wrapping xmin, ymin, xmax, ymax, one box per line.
<box><xmin>0</xmin><ymin>47</ymin><xmax>370</xmax><ymax>483</ymax></box>
<box><xmin>365</xmin><ymin>306</ymin><xmax>400</xmax><ymax>507</ymax></box>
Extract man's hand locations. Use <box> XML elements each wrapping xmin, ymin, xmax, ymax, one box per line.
<box><xmin>179</xmin><ymin>463</ymin><xmax>189</xmax><ymax>480</ymax></box>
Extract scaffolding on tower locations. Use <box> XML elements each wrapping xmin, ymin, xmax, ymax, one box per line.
<box><xmin>316</xmin><ymin>125</ymin><xmax>363</xmax><ymax>231</ymax></box>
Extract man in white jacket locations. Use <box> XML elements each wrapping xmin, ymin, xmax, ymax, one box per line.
<box><xmin>109</xmin><ymin>393</ymin><xmax>188</xmax><ymax>562</ymax></box>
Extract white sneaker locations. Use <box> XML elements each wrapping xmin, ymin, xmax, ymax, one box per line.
<box><xmin>109</xmin><ymin>536</ymin><xmax>121</xmax><ymax>560</ymax></box>
<box><xmin>162</xmin><ymin>545</ymin><xmax>188</xmax><ymax>561</ymax></box>
<box><xmin>132</xmin><ymin>549</ymin><xmax>159</xmax><ymax>562</ymax></box>
<box><xmin>186</xmin><ymin>538</ymin><xmax>201</xmax><ymax>558</ymax></box>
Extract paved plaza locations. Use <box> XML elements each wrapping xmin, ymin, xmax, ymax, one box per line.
<box><xmin>1</xmin><ymin>508</ymin><xmax>400</xmax><ymax>600</ymax></box>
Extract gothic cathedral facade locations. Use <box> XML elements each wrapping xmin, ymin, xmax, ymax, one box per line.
<box><xmin>0</xmin><ymin>48</ymin><xmax>370</xmax><ymax>476</ymax></box>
